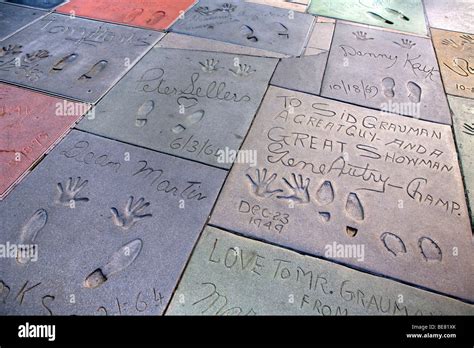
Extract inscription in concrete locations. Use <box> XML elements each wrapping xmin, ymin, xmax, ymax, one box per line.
<box><xmin>56</xmin><ymin>0</ymin><xmax>197</xmax><ymax>31</ymax></box>
<box><xmin>449</xmin><ymin>95</ymin><xmax>474</xmax><ymax>228</ymax></box>
<box><xmin>308</xmin><ymin>0</ymin><xmax>428</xmax><ymax>35</ymax></box>
<box><xmin>170</xmin><ymin>0</ymin><xmax>315</xmax><ymax>56</ymax></box>
<box><xmin>210</xmin><ymin>86</ymin><xmax>474</xmax><ymax>302</ymax></box>
<box><xmin>167</xmin><ymin>226</ymin><xmax>474</xmax><ymax>315</ymax></box>
<box><xmin>0</xmin><ymin>130</ymin><xmax>226</xmax><ymax>315</ymax></box>
<box><xmin>0</xmin><ymin>83</ymin><xmax>87</xmax><ymax>200</ymax></box>
<box><xmin>0</xmin><ymin>14</ymin><xmax>163</xmax><ymax>103</ymax></box>
<box><xmin>321</xmin><ymin>22</ymin><xmax>451</xmax><ymax>124</ymax></box>
<box><xmin>432</xmin><ymin>28</ymin><xmax>474</xmax><ymax>99</ymax></box>
<box><xmin>78</xmin><ymin>48</ymin><xmax>277</xmax><ymax>169</ymax></box>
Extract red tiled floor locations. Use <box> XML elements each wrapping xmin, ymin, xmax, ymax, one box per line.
<box><xmin>0</xmin><ymin>83</ymin><xmax>88</xmax><ymax>199</ymax></box>
<box><xmin>56</xmin><ymin>0</ymin><xmax>197</xmax><ymax>31</ymax></box>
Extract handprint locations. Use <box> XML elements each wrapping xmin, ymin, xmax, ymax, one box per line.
<box><xmin>463</xmin><ymin>122</ymin><xmax>474</xmax><ymax>136</ymax></box>
<box><xmin>277</xmin><ymin>173</ymin><xmax>310</xmax><ymax>204</ymax></box>
<box><xmin>0</xmin><ymin>44</ymin><xmax>22</xmax><ymax>57</ymax></box>
<box><xmin>441</xmin><ymin>38</ymin><xmax>460</xmax><ymax>48</ymax></box>
<box><xmin>460</xmin><ymin>34</ymin><xmax>474</xmax><ymax>45</ymax></box>
<box><xmin>195</xmin><ymin>6</ymin><xmax>211</xmax><ymax>15</ymax></box>
<box><xmin>195</xmin><ymin>3</ymin><xmax>235</xmax><ymax>15</ymax></box>
<box><xmin>56</xmin><ymin>177</ymin><xmax>90</xmax><ymax>206</ymax></box>
<box><xmin>221</xmin><ymin>3</ymin><xmax>236</xmax><ymax>13</ymax></box>
<box><xmin>246</xmin><ymin>168</ymin><xmax>283</xmax><ymax>198</ymax></box>
<box><xmin>352</xmin><ymin>31</ymin><xmax>374</xmax><ymax>41</ymax></box>
<box><xmin>199</xmin><ymin>58</ymin><xmax>221</xmax><ymax>73</ymax></box>
<box><xmin>393</xmin><ymin>38</ymin><xmax>415</xmax><ymax>49</ymax></box>
<box><xmin>229</xmin><ymin>64</ymin><xmax>256</xmax><ymax>77</ymax></box>
<box><xmin>111</xmin><ymin>196</ymin><xmax>152</xmax><ymax>230</ymax></box>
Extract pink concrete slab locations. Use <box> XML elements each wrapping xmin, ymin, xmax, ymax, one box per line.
<box><xmin>0</xmin><ymin>83</ymin><xmax>88</xmax><ymax>199</ymax></box>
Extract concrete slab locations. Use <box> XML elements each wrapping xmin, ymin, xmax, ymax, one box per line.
<box><xmin>305</xmin><ymin>18</ymin><xmax>335</xmax><ymax>54</ymax></box>
<box><xmin>209</xmin><ymin>86</ymin><xmax>474</xmax><ymax>302</ymax></box>
<box><xmin>77</xmin><ymin>48</ymin><xmax>277</xmax><ymax>169</ymax></box>
<box><xmin>56</xmin><ymin>0</ymin><xmax>197</xmax><ymax>31</ymax></box>
<box><xmin>156</xmin><ymin>32</ymin><xmax>288</xmax><ymax>58</ymax></box>
<box><xmin>170</xmin><ymin>0</ymin><xmax>315</xmax><ymax>56</ymax></box>
<box><xmin>166</xmin><ymin>226</ymin><xmax>474</xmax><ymax>315</ymax></box>
<box><xmin>0</xmin><ymin>2</ymin><xmax>46</xmax><ymax>41</ymax></box>
<box><xmin>0</xmin><ymin>83</ymin><xmax>88</xmax><ymax>200</ymax></box>
<box><xmin>270</xmin><ymin>51</ymin><xmax>329</xmax><ymax>95</ymax></box>
<box><xmin>0</xmin><ymin>13</ymin><xmax>163</xmax><ymax>103</ymax></box>
<box><xmin>245</xmin><ymin>0</ymin><xmax>308</xmax><ymax>13</ymax></box>
<box><xmin>449</xmin><ymin>95</ymin><xmax>474</xmax><ymax>228</ymax></box>
<box><xmin>308</xmin><ymin>0</ymin><xmax>428</xmax><ymax>36</ymax></box>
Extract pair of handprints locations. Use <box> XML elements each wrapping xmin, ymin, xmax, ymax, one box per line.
<box><xmin>245</xmin><ymin>168</ymin><xmax>443</xmax><ymax>261</ymax></box>
<box><xmin>14</xmin><ymin>177</ymin><xmax>150</xmax><ymax>292</ymax></box>
<box><xmin>199</xmin><ymin>58</ymin><xmax>256</xmax><ymax>77</ymax></box>
<box><xmin>55</xmin><ymin>176</ymin><xmax>152</xmax><ymax>230</ymax></box>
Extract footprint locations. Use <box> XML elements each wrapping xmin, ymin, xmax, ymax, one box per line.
<box><xmin>314</xmin><ymin>181</ymin><xmax>365</xmax><ymax>236</ymax></box>
<box><xmin>345</xmin><ymin>193</ymin><xmax>364</xmax><ymax>221</ymax></box>
<box><xmin>366</xmin><ymin>11</ymin><xmax>394</xmax><ymax>25</ymax></box>
<box><xmin>50</xmin><ymin>53</ymin><xmax>78</xmax><ymax>73</ymax></box>
<box><xmin>418</xmin><ymin>237</ymin><xmax>442</xmax><ymax>262</ymax></box>
<box><xmin>123</xmin><ymin>8</ymin><xmax>144</xmax><ymax>23</ymax></box>
<box><xmin>382</xmin><ymin>77</ymin><xmax>395</xmax><ymax>98</ymax></box>
<box><xmin>171</xmin><ymin>110</ymin><xmax>205</xmax><ymax>134</ymax></box>
<box><xmin>240</xmin><ymin>25</ymin><xmax>258</xmax><ymax>42</ymax></box>
<box><xmin>84</xmin><ymin>239</ymin><xmax>143</xmax><ymax>289</ymax></box>
<box><xmin>380</xmin><ymin>232</ymin><xmax>407</xmax><ymax>256</ymax></box>
<box><xmin>135</xmin><ymin>100</ymin><xmax>155</xmax><ymax>127</ymax></box>
<box><xmin>79</xmin><ymin>60</ymin><xmax>108</xmax><ymax>80</ymax></box>
<box><xmin>316</xmin><ymin>181</ymin><xmax>334</xmax><ymax>205</ymax></box>
<box><xmin>146</xmin><ymin>10</ymin><xmax>166</xmax><ymax>25</ymax></box>
<box><xmin>385</xmin><ymin>8</ymin><xmax>409</xmax><ymax>21</ymax></box>
<box><xmin>316</xmin><ymin>180</ymin><xmax>364</xmax><ymax>237</ymax></box>
<box><xmin>17</xmin><ymin>209</ymin><xmax>47</xmax><ymax>264</ymax></box>
<box><xmin>407</xmin><ymin>81</ymin><xmax>421</xmax><ymax>103</ymax></box>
